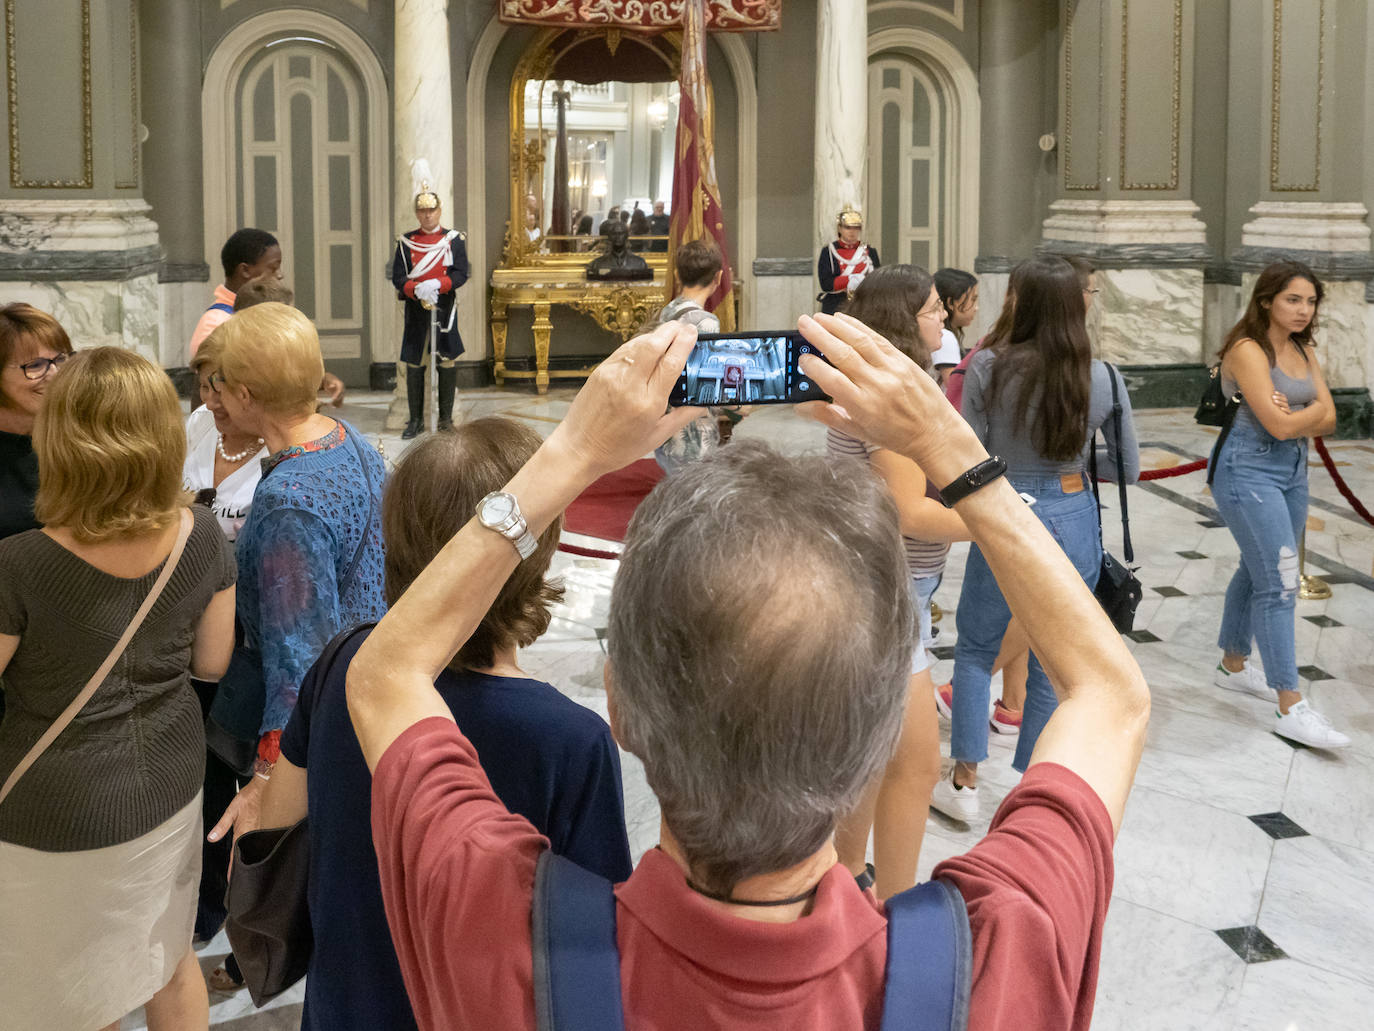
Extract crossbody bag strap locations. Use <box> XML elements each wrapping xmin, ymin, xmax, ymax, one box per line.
<box><xmin>338</xmin><ymin>424</ymin><xmax>376</xmax><ymax>598</ymax></box>
<box><xmin>0</xmin><ymin>507</ymin><xmax>194</xmax><ymax>807</ymax></box>
<box><xmin>532</xmin><ymin>850</ymin><xmax>627</xmax><ymax>1031</ymax></box>
<box><xmin>1105</xmin><ymin>364</ymin><xmax>1134</xmax><ymax>564</ymax></box>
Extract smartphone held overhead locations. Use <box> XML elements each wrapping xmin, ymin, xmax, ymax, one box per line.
<box><xmin>669</xmin><ymin>331</ymin><xmax>831</xmax><ymax>407</ymax></box>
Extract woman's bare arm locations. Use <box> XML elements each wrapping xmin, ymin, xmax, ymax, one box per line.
<box><xmin>1225</xmin><ymin>339</ymin><xmax>1334</xmax><ymax>439</ymax></box>
<box><xmin>869</xmin><ymin>448</ymin><xmax>971</xmax><ymax>543</ymax></box>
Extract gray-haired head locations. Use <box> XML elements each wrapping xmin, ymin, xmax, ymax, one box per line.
<box><xmin>606</xmin><ymin>440</ymin><xmax>914</xmax><ymax>895</ymax></box>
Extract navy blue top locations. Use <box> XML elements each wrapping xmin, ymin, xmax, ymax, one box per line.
<box><xmin>281</xmin><ymin>626</ymin><xmax>634</xmax><ymax>1031</ymax></box>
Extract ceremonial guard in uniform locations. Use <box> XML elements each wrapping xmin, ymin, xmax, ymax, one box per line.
<box><xmin>816</xmin><ymin>206</ymin><xmax>880</xmax><ymax>315</ymax></box>
<box><xmin>391</xmin><ymin>181</ymin><xmax>469</xmax><ymax>438</ymax></box>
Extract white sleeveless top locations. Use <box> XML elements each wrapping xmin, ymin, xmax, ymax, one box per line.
<box><xmin>182</xmin><ymin>406</ymin><xmax>267</xmax><ymax>541</ymax></box>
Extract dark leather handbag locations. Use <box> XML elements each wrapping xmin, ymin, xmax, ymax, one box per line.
<box><xmin>206</xmin><ymin>640</ymin><xmax>264</xmax><ymax>778</ymax></box>
<box><xmin>225</xmin><ymin>817</ymin><xmax>311</xmax><ymax>1006</ymax></box>
<box><xmin>223</xmin><ymin>622</ymin><xmax>372</xmax><ymax>1006</ymax></box>
<box><xmin>1090</xmin><ymin>364</ymin><xmax>1143</xmax><ymax>633</ymax></box>
<box><xmin>1195</xmin><ymin>364</ymin><xmax>1242</xmax><ymax>485</ymax></box>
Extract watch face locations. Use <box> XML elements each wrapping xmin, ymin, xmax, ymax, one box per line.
<box><xmin>481</xmin><ymin>492</ymin><xmax>515</xmax><ymax>523</ymax></box>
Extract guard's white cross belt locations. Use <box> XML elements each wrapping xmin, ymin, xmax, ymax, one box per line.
<box><xmin>402</xmin><ymin>230</ymin><xmax>460</xmax><ymax>280</ymax></box>
<box><xmin>402</xmin><ymin>230</ymin><xmax>460</xmax><ymax>332</ymax></box>
<box><xmin>828</xmin><ymin>242</ymin><xmax>871</xmax><ymax>281</ymax></box>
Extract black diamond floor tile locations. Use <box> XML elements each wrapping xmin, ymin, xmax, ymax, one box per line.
<box><xmin>1176</xmin><ymin>550</ymin><xmax>1208</xmax><ymax>560</ymax></box>
<box><xmin>931</xmin><ymin>645</ymin><xmax>956</xmax><ymax>661</ymax></box>
<box><xmin>1215</xmin><ymin>925</ymin><xmax>1287</xmax><ymax>963</ymax></box>
<box><xmin>1302</xmin><ymin>614</ymin><xmax>1343</xmax><ymax>628</ymax></box>
<box><xmin>1298</xmin><ymin>664</ymin><xmax>1333</xmax><ymax>681</ymax></box>
<box><xmin>1153</xmin><ymin>585</ymin><xmax>1188</xmax><ymax>597</ymax></box>
<box><xmin>1247</xmin><ymin>812</ymin><xmax>1310</xmax><ymax>840</ymax></box>
<box><xmin>1126</xmin><ymin>629</ymin><xmax>1161</xmax><ymax>643</ymax></box>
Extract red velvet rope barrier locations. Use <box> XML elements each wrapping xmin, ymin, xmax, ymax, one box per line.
<box><xmin>1138</xmin><ymin>458</ymin><xmax>1209</xmax><ymax>481</ymax></box>
<box><xmin>557</xmin><ymin>541</ymin><xmax>622</xmax><ymax>561</ymax></box>
<box><xmin>1313</xmin><ymin>436</ymin><xmax>1374</xmax><ymax>527</ymax></box>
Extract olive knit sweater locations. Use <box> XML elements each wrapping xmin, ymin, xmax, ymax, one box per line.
<box><xmin>0</xmin><ymin>505</ymin><xmax>236</xmax><ymax>851</ymax></box>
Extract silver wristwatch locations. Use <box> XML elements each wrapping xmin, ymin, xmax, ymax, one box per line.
<box><xmin>476</xmin><ymin>490</ymin><xmax>538</xmax><ymax>559</ymax></box>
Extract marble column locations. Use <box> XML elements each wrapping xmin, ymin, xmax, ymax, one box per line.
<box><xmin>975</xmin><ymin>0</ymin><xmax>1055</xmax><ymax>340</ymax></box>
<box><xmin>1042</xmin><ymin>0</ymin><xmax>1209</xmax><ymax>390</ymax></box>
<box><xmin>0</xmin><ymin>0</ymin><xmax>161</xmax><ymax>360</ymax></box>
<box><xmin>390</xmin><ymin>0</ymin><xmax>455</xmax><ymax>428</ymax></box>
<box><xmin>139</xmin><ymin>0</ymin><xmax>206</xmax><ymax>367</ymax></box>
<box><xmin>1225</xmin><ymin>0</ymin><xmax>1374</xmax><ymax>419</ymax></box>
<box><xmin>813</xmin><ymin>0</ymin><xmax>867</xmax><ymax>259</ymax></box>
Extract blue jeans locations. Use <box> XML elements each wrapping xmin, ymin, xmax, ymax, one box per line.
<box><xmin>950</xmin><ymin>474</ymin><xmax>1103</xmax><ymax>772</ymax></box>
<box><xmin>911</xmin><ymin>573</ymin><xmax>942</xmax><ymax>675</ymax></box>
<box><xmin>1211</xmin><ymin>417</ymin><xmax>1308</xmax><ymax>693</ymax></box>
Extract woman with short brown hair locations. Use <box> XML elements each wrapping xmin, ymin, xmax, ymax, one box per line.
<box><xmin>255</xmin><ymin>418</ymin><xmax>631</xmax><ymax>1030</ymax></box>
<box><xmin>0</xmin><ymin>347</ymin><xmax>236</xmax><ymax>1031</ymax></box>
<box><xmin>0</xmin><ymin>302</ymin><xmax>73</xmax><ymax>539</ymax></box>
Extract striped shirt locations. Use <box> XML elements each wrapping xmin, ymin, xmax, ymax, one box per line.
<box><xmin>826</xmin><ymin>429</ymin><xmax>951</xmax><ymax>578</ymax></box>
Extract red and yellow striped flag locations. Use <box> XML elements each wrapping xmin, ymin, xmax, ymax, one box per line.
<box><xmin>667</xmin><ymin>0</ymin><xmax>736</xmax><ymax>330</ymax></box>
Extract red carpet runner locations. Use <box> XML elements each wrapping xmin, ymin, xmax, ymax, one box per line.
<box><xmin>561</xmin><ymin>459</ymin><xmax>664</xmax><ymax>550</ymax></box>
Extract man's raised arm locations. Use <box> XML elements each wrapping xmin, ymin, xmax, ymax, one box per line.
<box><xmin>346</xmin><ymin>323</ymin><xmax>702</xmax><ymax>771</ymax></box>
<box><xmin>798</xmin><ymin>313</ymin><xmax>1149</xmax><ymax>833</ymax></box>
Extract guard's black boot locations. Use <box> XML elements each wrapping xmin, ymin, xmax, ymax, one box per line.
<box><xmin>402</xmin><ymin>364</ymin><xmax>425</xmax><ymax>439</ymax></box>
<box><xmin>437</xmin><ymin>364</ymin><xmax>458</xmax><ymax>431</ymax></box>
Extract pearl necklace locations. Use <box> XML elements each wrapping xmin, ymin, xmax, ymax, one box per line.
<box><xmin>217</xmin><ymin>435</ymin><xmax>263</xmax><ymax>463</ymax></box>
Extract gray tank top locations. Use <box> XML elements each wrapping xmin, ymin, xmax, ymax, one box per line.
<box><xmin>1224</xmin><ymin>354</ymin><xmax>1316</xmax><ymax>434</ymax></box>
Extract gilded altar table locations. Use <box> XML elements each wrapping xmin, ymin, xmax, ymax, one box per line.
<box><xmin>489</xmin><ymin>243</ymin><xmax>668</xmax><ymax>393</ymax></box>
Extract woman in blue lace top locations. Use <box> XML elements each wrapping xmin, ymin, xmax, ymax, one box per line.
<box><xmin>203</xmin><ymin>302</ymin><xmax>387</xmax><ymax>843</ymax></box>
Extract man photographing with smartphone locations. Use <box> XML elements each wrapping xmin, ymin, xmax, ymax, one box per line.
<box><xmin>344</xmin><ymin>314</ymin><xmax>1150</xmax><ymax>1029</ymax></box>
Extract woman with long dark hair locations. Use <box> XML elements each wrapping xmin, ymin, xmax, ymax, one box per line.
<box><xmin>930</xmin><ymin>255</ymin><xmax>1139</xmax><ymax>822</ymax></box>
<box><xmin>1209</xmin><ymin>262</ymin><xmax>1347</xmax><ymax>747</ymax></box>
<box><xmin>828</xmin><ymin>264</ymin><xmax>959</xmax><ymax>897</ymax></box>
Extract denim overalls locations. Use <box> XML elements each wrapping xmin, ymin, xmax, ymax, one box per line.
<box><xmin>1211</xmin><ymin>364</ymin><xmax>1316</xmax><ymax>692</ymax></box>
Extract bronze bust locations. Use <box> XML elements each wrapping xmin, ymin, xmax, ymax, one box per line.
<box><xmin>586</xmin><ymin>221</ymin><xmax>653</xmax><ymax>281</ymax></box>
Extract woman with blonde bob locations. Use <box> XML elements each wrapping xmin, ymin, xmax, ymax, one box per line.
<box><xmin>205</xmin><ymin>302</ymin><xmax>386</xmax><ymax>847</ymax></box>
<box><xmin>0</xmin><ymin>347</ymin><xmax>237</xmax><ymax>1031</ymax></box>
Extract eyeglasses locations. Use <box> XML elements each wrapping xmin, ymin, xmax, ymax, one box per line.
<box><xmin>917</xmin><ymin>300</ymin><xmax>946</xmax><ymax>321</ymax></box>
<box><xmin>207</xmin><ymin>371</ymin><xmax>228</xmax><ymax>395</ymax></box>
<box><xmin>10</xmin><ymin>352</ymin><xmax>71</xmax><ymax>380</ymax></box>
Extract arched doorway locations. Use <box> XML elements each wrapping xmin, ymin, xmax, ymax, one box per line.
<box><xmin>203</xmin><ymin>11</ymin><xmax>391</xmax><ymax>384</ymax></box>
<box><xmin>868</xmin><ymin>54</ymin><xmax>945</xmax><ymax>270</ymax></box>
<box><xmin>866</xmin><ymin>29</ymin><xmax>980</xmax><ymax>272</ymax></box>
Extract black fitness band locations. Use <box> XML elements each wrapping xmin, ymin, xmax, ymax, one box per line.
<box><xmin>939</xmin><ymin>456</ymin><xmax>1008</xmax><ymax>507</ymax></box>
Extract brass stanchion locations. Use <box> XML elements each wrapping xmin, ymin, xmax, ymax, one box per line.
<box><xmin>1298</xmin><ymin>527</ymin><xmax>1332</xmax><ymax>600</ymax></box>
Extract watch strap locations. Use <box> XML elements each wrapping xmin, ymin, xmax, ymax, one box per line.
<box><xmin>939</xmin><ymin>456</ymin><xmax>1008</xmax><ymax>507</ymax></box>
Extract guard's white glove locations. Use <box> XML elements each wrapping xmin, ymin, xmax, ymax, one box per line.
<box><xmin>846</xmin><ymin>272</ymin><xmax>866</xmax><ymax>294</ymax></box>
<box><xmin>414</xmin><ymin>279</ymin><xmax>441</xmax><ymax>306</ymax></box>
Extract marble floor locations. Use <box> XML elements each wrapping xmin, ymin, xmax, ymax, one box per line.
<box><xmin>135</xmin><ymin>391</ymin><xmax>1374</xmax><ymax>1030</ymax></box>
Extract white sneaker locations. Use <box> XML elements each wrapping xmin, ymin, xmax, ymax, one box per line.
<box><xmin>1274</xmin><ymin>700</ymin><xmax>1351</xmax><ymax>750</ymax></box>
<box><xmin>929</xmin><ymin>773</ymin><xmax>979</xmax><ymax>822</ymax></box>
<box><xmin>1214</xmin><ymin>662</ymin><xmax>1273</xmax><ymax>701</ymax></box>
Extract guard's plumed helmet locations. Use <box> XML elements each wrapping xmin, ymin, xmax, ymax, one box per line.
<box><xmin>415</xmin><ymin>180</ymin><xmax>440</xmax><ymax>211</ymax></box>
<box><xmin>836</xmin><ymin>206</ymin><xmax>863</xmax><ymax>230</ymax></box>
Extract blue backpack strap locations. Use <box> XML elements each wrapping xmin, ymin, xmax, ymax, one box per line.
<box><xmin>531</xmin><ymin>850</ymin><xmax>627</xmax><ymax>1031</ymax></box>
<box><xmin>881</xmin><ymin>878</ymin><xmax>973</xmax><ymax>1031</ymax></box>
<box><xmin>207</xmin><ymin>301</ymin><xmax>235</xmax><ymax>316</ymax></box>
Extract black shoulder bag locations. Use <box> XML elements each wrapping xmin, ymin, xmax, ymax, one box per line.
<box><xmin>224</xmin><ymin>621</ymin><xmax>375</xmax><ymax>1006</ymax></box>
<box><xmin>1089</xmin><ymin>364</ymin><xmax>1143</xmax><ymax>633</ymax></box>
<box><xmin>1194</xmin><ymin>364</ymin><xmax>1241</xmax><ymax>486</ymax></box>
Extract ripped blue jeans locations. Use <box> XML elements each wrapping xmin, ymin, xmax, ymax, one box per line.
<box><xmin>1212</xmin><ymin>415</ymin><xmax>1309</xmax><ymax>693</ymax></box>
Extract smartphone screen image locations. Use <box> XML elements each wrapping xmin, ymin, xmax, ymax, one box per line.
<box><xmin>669</xmin><ymin>331</ymin><xmax>830</xmax><ymax>406</ymax></box>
